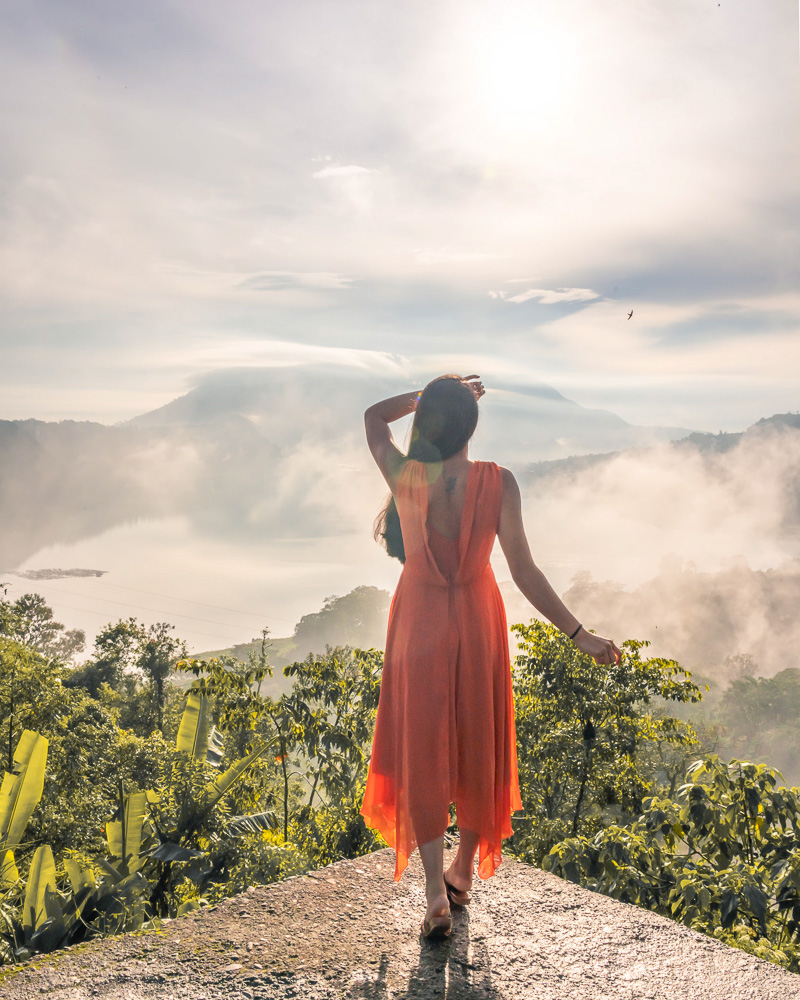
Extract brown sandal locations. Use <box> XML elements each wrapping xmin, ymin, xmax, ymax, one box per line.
<box><xmin>444</xmin><ymin>876</ymin><xmax>471</xmax><ymax>907</ymax></box>
<box><xmin>421</xmin><ymin>912</ymin><xmax>453</xmax><ymax>939</ymax></box>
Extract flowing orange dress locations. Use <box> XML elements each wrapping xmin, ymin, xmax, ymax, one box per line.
<box><xmin>361</xmin><ymin>459</ymin><xmax>522</xmax><ymax>881</ymax></box>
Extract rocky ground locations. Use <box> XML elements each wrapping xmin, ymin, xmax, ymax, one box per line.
<box><xmin>2</xmin><ymin>847</ymin><xmax>798</xmax><ymax>999</ymax></box>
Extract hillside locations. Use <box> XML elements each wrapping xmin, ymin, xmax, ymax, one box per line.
<box><xmin>2</xmin><ymin>848</ymin><xmax>797</xmax><ymax>999</ymax></box>
<box><xmin>0</xmin><ymin>415</ymin><xmax>281</xmax><ymax>568</ymax></box>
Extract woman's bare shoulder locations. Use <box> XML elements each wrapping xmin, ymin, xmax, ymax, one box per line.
<box><xmin>498</xmin><ymin>465</ymin><xmax>519</xmax><ymax>489</ymax></box>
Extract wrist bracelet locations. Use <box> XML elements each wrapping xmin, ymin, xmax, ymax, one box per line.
<box><xmin>568</xmin><ymin>624</ymin><xmax>583</xmax><ymax>641</ymax></box>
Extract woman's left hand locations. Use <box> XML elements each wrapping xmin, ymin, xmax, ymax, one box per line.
<box><xmin>462</xmin><ymin>374</ymin><xmax>485</xmax><ymax>400</ymax></box>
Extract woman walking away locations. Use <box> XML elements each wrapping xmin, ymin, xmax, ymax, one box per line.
<box><xmin>360</xmin><ymin>374</ymin><xmax>620</xmax><ymax>939</ymax></box>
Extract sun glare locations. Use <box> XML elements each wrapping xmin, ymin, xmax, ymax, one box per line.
<box><xmin>452</xmin><ymin>5</ymin><xmax>582</xmax><ymax>146</ymax></box>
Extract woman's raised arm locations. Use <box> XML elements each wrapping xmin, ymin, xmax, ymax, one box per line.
<box><xmin>364</xmin><ymin>390</ymin><xmax>421</xmax><ymax>486</ymax></box>
<box><xmin>497</xmin><ymin>466</ymin><xmax>621</xmax><ymax>666</ymax></box>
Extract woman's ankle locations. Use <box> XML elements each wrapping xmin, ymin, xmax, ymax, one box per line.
<box><xmin>425</xmin><ymin>888</ymin><xmax>449</xmax><ymax>914</ymax></box>
<box><xmin>445</xmin><ymin>862</ymin><xmax>472</xmax><ymax>888</ymax></box>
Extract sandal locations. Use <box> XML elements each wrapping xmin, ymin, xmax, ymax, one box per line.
<box><xmin>444</xmin><ymin>875</ymin><xmax>471</xmax><ymax>907</ymax></box>
<box><xmin>421</xmin><ymin>912</ymin><xmax>452</xmax><ymax>939</ymax></box>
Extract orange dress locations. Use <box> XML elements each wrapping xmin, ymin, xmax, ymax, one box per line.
<box><xmin>360</xmin><ymin>460</ymin><xmax>522</xmax><ymax>881</ymax></box>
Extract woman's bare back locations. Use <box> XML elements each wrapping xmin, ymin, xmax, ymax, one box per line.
<box><xmin>425</xmin><ymin>459</ymin><xmax>473</xmax><ymax>539</ymax></box>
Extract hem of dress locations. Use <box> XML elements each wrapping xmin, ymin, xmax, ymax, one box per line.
<box><xmin>360</xmin><ymin>802</ymin><xmax>519</xmax><ymax>883</ymax></box>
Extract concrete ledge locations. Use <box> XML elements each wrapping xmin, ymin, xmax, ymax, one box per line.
<box><xmin>2</xmin><ymin>848</ymin><xmax>798</xmax><ymax>999</ymax></box>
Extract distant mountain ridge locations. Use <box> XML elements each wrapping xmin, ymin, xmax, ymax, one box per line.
<box><xmin>127</xmin><ymin>365</ymin><xmax>693</xmax><ymax>463</ymax></box>
<box><xmin>3</xmin><ymin>379</ymin><xmax>798</xmax><ymax>679</ymax></box>
<box><xmin>522</xmin><ymin>411</ymin><xmax>800</xmax><ymax>484</ymax></box>
<box><xmin>13</xmin><ymin>364</ymin><xmax>799</xmax><ymax>577</ymax></box>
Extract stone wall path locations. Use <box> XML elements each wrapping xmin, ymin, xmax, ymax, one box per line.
<box><xmin>2</xmin><ymin>848</ymin><xmax>798</xmax><ymax>999</ymax></box>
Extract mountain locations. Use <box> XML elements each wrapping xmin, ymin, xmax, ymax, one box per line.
<box><xmin>522</xmin><ymin>412</ymin><xmax>800</xmax><ymax>482</ymax></box>
<box><xmin>3</xmin><ymin>380</ymin><xmax>798</xmax><ymax>682</ymax></box>
<box><xmin>0</xmin><ymin>364</ymin><xmax>693</xmax><ymax>569</ymax></box>
<box><xmin>128</xmin><ymin>364</ymin><xmax>692</xmax><ymax>462</ymax></box>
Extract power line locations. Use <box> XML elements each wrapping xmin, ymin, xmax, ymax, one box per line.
<box><xmin>65</xmin><ymin>578</ymin><xmax>297</xmax><ymax>626</ymax></box>
<box><xmin>22</xmin><ymin>596</ymin><xmax>258</xmax><ymax>648</ymax></box>
<box><xmin>24</xmin><ymin>582</ymin><xmax>279</xmax><ymax>632</ymax></box>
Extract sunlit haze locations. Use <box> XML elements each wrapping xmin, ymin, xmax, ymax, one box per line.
<box><xmin>2</xmin><ymin>0</ymin><xmax>799</xmax><ymax>655</ymax></box>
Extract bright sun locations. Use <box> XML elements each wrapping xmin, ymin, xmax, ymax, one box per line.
<box><xmin>443</xmin><ymin>3</ymin><xmax>583</xmax><ymax>151</ymax></box>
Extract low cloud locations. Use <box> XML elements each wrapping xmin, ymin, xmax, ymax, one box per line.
<box><xmin>311</xmin><ymin>162</ymin><xmax>381</xmax><ymax>212</ymax></box>
<box><xmin>490</xmin><ymin>286</ymin><xmax>600</xmax><ymax>305</ymax></box>
<box><xmin>311</xmin><ymin>164</ymin><xmax>376</xmax><ymax>179</ymax></box>
<box><xmin>559</xmin><ymin>560</ymin><xmax>800</xmax><ymax>683</ymax></box>
<box><xmin>237</xmin><ymin>271</ymin><xmax>353</xmax><ymax>291</ymax></box>
<box><xmin>416</xmin><ymin>248</ymin><xmax>504</xmax><ymax>264</ymax></box>
<box><xmin>509</xmin><ymin>419</ymin><xmax>800</xmax><ymax>673</ymax></box>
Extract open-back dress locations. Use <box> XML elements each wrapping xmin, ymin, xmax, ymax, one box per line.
<box><xmin>360</xmin><ymin>459</ymin><xmax>522</xmax><ymax>881</ymax></box>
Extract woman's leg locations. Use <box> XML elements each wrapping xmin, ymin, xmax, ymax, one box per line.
<box><xmin>418</xmin><ymin>835</ymin><xmax>450</xmax><ymax>921</ymax></box>
<box><xmin>444</xmin><ymin>828</ymin><xmax>479</xmax><ymax>893</ymax></box>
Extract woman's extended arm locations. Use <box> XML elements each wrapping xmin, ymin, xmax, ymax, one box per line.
<box><xmin>497</xmin><ymin>466</ymin><xmax>621</xmax><ymax>665</ymax></box>
<box><xmin>364</xmin><ymin>390</ymin><xmax>421</xmax><ymax>486</ymax></box>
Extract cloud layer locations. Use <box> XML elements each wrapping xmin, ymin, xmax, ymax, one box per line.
<box><xmin>0</xmin><ymin>0</ymin><xmax>797</xmax><ymax>427</ymax></box>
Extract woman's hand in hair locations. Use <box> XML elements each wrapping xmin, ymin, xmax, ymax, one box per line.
<box><xmin>573</xmin><ymin>629</ymin><xmax>622</xmax><ymax>666</ymax></box>
<box><xmin>462</xmin><ymin>374</ymin><xmax>485</xmax><ymax>400</ymax></box>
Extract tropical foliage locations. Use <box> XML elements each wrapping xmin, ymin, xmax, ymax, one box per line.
<box><xmin>1</xmin><ymin>592</ymin><xmax>799</xmax><ymax>974</ymax></box>
<box><xmin>545</xmin><ymin>758</ymin><xmax>800</xmax><ymax>971</ymax></box>
<box><xmin>509</xmin><ymin>621</ymin><xmax>702</xmax><ymax>863</ymax></box>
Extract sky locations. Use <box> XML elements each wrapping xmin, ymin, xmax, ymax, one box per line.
<box><xmin>2</xmin><ymin>0</ymin><xmax>799</xmax><ymax>432</ymax></box>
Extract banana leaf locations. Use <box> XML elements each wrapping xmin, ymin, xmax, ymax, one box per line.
<box><xmin>176</xmin><ymin>693</ymin><xmax>212</xmax><ymax>759</ymax></box>
<box><xmin>64</xmin><ymin>858</ymin><xmax>97</xmax><ymax>897</ymax></box>
<box><xmin>22</xmin><ymin>844</ymin><xmax>57</xmax><ymax>936</ymax></box>
<box><xmin>0</xmin><ymin>731</ymin><xmax>49</xmax><ymax>851</ymax></box>
<box><xmin>206</xmin><ymin>726</ymin><xmax>225</xmax><ymax>766</ymax></box>
<box><xmin>0</xmin><ymin>849</ymin><xmax>20</xmax><ymax>888</ymax></box>
<box><xmin>92</xmin><ymin>872</ymin><xmax>148</xmax><ymax>935</ymax></box>
<box><xmin>106</xmin><ymin>790</ymin><xmax>148</xmax><ymax>870</ymax></box>
<box><xmin>223</xmin><ymin>811</ymin><xmax>278</xmax><ymax>837</ymax></box>
<box><xmin>64</xmin><ymin>859</ymin><xmax>97</xmax><ymax>920</ymax></box>
<box><xmin>29</xmin><ymin>886</ymin><xmax>68</xmax><ymax>953</ymax></box>
<box><xmin>200</xmin><ymin>738</ymin><xmax>277</xmax><ymax>817</ymax></box>
<box><xmin>149</xmin><ymin>841</ymin><xmax>204</xmax><ymax>863</ymax></box>
<box><xmin>97</xmin><ymin>857</ymin><xmax>123</xmax><ymax>885</ymax></box>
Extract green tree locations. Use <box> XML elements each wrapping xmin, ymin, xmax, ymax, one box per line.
<box><xmin>715</xmin><ymin>669</ymin><xmax>800</xmax><ymax>785</ymax></box>
<box><xmin>176</xmin><ymin>631</ymin><xmax>290</xmax><ymax>833</ymax></box>
<box><xmin>545</xmin><ymin>757</ymin><xmax>800</xmax><ymax>971</ymax></box>
<box><xmin>65</xmin><ymin>618</ymin><xmax>187</xmax><ymax>737</ymax></box>
<box><xmin>136</xmin><ymin>623</ymin><xmax>187</xmax><ymax>735</ymax></box>
<box><xmin>0</xmin><ymin>593</ymin><xmax>84</xmax><ymax>662</ymax></box>
<box><xmin>283</xmin><ymin>646</ymin><xmax>383</xmax><ymax>863</ymax></box>
<box><xmin>285</xmin><ymin>646</ymin><xmax>382</xmax><ymax>809</ymax></box>
<box><xmin>510</xmin><ymin>621</ymin><xmax>702</xmax><ymax>863</ymax></box>
<box><xmin>0</xmin><ymin>636</ymin><xmax>65</xmax><ymax>772</ymax></box>
<box><xmin>64</xmin><ymin>618</ymin><xmax>147</xmax><ymax>698</ymax></box>
<box><xmin>0</xmin><ymin>634</ymin><xmax>173</xmax><ymax>854</ymax></box>
<box><xmin>177</xmin><ymin>642</ymin><xmax>384</xmax><ymax>863</ymax></box>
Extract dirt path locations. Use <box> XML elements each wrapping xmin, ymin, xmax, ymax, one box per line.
<box><xmin>2</xmin><ymin>847</ymin><xmax>798</xmax><ymax>999</ymax></box>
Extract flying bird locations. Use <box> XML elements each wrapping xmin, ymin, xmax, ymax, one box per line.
<box><xmin>627</xmin><ymin>309</ymin><xmax>633</xmax><ymax>320</ymax></box>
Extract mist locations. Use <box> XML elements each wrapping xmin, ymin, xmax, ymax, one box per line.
<box><xmin>2</xmin><ymin>366</ymin><xmax>799</xmax><ymax>681</ymax></box>
<box><xmin>508</xmin><ymin>415</ymin><xmax>800</xmax><ymax>683</ymax></box>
